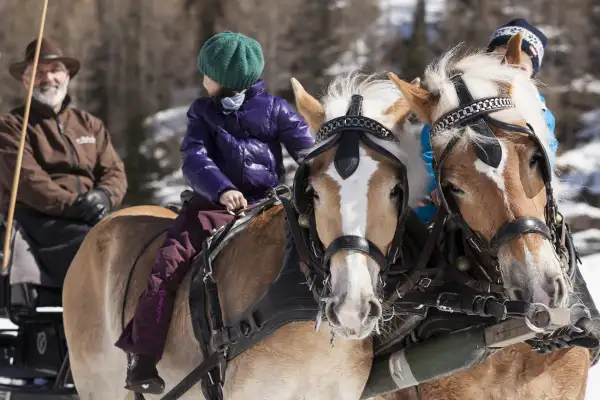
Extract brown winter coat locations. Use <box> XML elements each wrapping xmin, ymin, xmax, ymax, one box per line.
<box><xmin>0</xmin><ymin>96</ymin><xmax>127</xmax><ymax>216</ymax></box>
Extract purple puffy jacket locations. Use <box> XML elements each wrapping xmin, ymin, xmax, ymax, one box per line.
<box><xmin>181</xmin><ymin>79</ymin><xmax>315</xmax><ymax>204</ymax></box>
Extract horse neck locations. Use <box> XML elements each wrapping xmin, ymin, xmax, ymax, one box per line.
<box><xmin>213</xmin><ymin>207</ymin><xmax>287</xmax><ymax>322</ymax></box>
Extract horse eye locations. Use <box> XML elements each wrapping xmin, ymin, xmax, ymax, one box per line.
<box><xmin>306</xmin><ymin>185</ymin><xmax>319</xmax><ymax>201</ymax></box>
<box><xmin>444</xmin><ymin>182</ymin><xmax>465</xmax><ymax>196</ymax></box>
<box><xmin>390</xmin><ymin>185</ymin><xmax>401</xmax><ymax>199</ymax></box>
<box><xmin>451</xmin><ymin>186</ymin><xmax>465</xmax><ymax>196</ymax></box>
<box><xmin>529</xmin><ymin>152</ymin><xmax>542</xmax><ymax>169</ymax></box>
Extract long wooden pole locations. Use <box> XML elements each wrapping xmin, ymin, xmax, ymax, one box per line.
<box><xmin>1</xmin><ymin>0</ymin><xmax>50</xmax><ymax>274</ymax></box>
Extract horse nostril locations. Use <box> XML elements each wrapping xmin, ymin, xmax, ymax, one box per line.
<box><xmin>367</xmin><ymin>299</ymin><xmax>382</xmax><ymax>320</ymax></box>
<box><xmin>513</xmin><ymin>289</ymin><xmax>523</xmax><ymax>300</ymax></box>
<box><xmin>551</xmin><ymin>277</ymin><xmax>566</xmax><ymax>307</ymax></box>
<box><xmin>326</xmin><ymin>302</ymin><xmax>340</xmax><ymax>327</ymax></box>
<box><xmin>511</xmin><ymin>288</ymin><xmax>533</xmax><ymax>302</ymax></box>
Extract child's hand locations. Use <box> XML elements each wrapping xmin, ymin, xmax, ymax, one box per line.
<box><xmin>219</xmin><ymin>190</ymin><xmax>248</xmax><ymax>212</ymax></box>
<box><xmin>431</xmin><ymin>189</ymin><xmax>438</xmax><ymax>205</ymax></box>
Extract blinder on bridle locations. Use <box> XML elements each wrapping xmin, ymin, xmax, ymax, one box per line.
<box><xmin>430</xmin><ymin>74</ymin><xmax>576</xmax><ymax>289</ymax></box>
<box><xmin>291</xmin><ymin>94</ymin><xmax>410</xmax><ymax>295</ymax></box>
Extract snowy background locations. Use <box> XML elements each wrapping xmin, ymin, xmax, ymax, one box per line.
<box><xmin>3</xmin><ymin>0</ymin><xmax>600</xmax><ymax>397</ymax></box>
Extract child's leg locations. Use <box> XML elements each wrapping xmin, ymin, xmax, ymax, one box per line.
<box><xmin>115</xmin><ymin>196</ymin><xmax>233</xmax><ymax>390</ymax></box>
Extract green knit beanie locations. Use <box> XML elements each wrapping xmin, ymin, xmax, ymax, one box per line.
<box><xmin>198</xmin><ymin>31</ymin><xmax>264</xmax><ymax>91</ymax></box>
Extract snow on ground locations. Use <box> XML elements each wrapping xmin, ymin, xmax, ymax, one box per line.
<box><xmin>568</xmin><ymin>75</ymin><xmax>600</xmax><ymax>95</ymax></box>
<box><xmin>573</xmin><ymin>228</ymin><xmax>600</xmax><ymax>257</ymax></box>
<box><xmin>142</xmin><ymin>105</ymin><xmax>188</xmax><ymax>142</ymax></box>
<box><xmin>558</xmin><ymin>141</ymin><xmax>600</xmax><ymax>174</ymax></box>
<box><xmin>560</xmin><ymin>202</ymin><xmax>600</xmax><ymax>220</ymax></box>
<box><xmin>149</xmin><ymin>168</ymin><xmax>189</xmax><ymax>206</ymax></box>
<box><xmin>577</xmin><ymin>109</ymin><xmax>600</xmax><ymax>141</ymax></box>
<box><xmin>381</xmin><ymin>0</ymin><xmax>445</xmax><ymax>24</ymax></box>
<box><xmin>555</xmin><ymin>75</ymin><xmax>600</xmax><ymax>95</ymax></box>
<box><xmin>555</xmin><ymin>107</ymin><xmax>600</xmax><ymax>202</ymax></box>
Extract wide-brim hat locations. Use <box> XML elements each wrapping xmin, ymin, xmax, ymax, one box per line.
<box><xmin>9</xmin><ymin>38</ymin><xmax>80</xmax><ymax>81</ymax></box>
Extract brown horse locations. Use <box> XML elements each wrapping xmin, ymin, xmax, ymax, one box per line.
<box><xmin>62</xmin><ymin>72</ymin><xmax>429</xmax><ymax>399</ymax></box>
<box><xmin>375</xmin><ymin>33</ymin><xmax>592</xmax><ymax>400</ymax></box>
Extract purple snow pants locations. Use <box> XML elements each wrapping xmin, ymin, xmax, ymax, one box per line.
<box><xmin>115</xmin><ymin>194</ymin><xmax>234</xmax><ymax>361</ymax></box>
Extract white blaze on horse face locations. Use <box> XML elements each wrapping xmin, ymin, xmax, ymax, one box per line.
<box><xmin>473</xmin><ymin>140</ymin><xmax>511</xmax><ymax>210</ymax></box>
<box><xmin>325</xmin><ymin>147</ymin><xmax>380</xmax><ymax>338</ymax></box>
<box><xmin>473</xmin><ymin>141</ymin><xmax>507</xmax><ymax>192</ymax></box>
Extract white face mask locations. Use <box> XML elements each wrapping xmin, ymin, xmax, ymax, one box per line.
<box><xmin>221</xmin><ymin>91</ymin><xmax>246</xmax><ymax>114</ymax></box>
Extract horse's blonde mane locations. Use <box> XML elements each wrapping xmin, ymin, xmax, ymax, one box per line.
<box><xmin>424</xmin><ymin>45</ymin><xmax>554</xmax><ymax>175</ymax></box>
<box><xmin>321</xmin><ymin>72</ymin><xmax>403</xmax><ymax>130</ymax></box>
<box><xmin>306</xmin><ymin>71</ymin><xmax>428</xmax><ymax>206</ymax></box>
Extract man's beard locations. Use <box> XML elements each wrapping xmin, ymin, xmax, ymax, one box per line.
<box><xmin>32</xmin><ymin>80</ymin><xmax>68</xmax><ymax>109</ymax></box>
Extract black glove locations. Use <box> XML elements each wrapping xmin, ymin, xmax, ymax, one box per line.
<box><xmin>65</xmin><ymin>188</ymin><xmax>112</xmax><ymax>225</ymax></box>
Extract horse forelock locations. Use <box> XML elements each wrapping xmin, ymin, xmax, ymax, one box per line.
<box><xmin>426</xmin><ymin>46</ymin><xmax>554</xmax><ymax>179</ymax></box>
<box><xmin>303</xmin><ymin>72</ymin><xmax>427</xmax><ymax>207</ymax></box>
<box><xmin>426</xmin><ymin>46</ymin><xmax>564</xmax><ymax>243</ymax></box>
<box><xmin>301</xmin><ymin>72</ymin><xmax>405</xmax><ymax>157</ymax></box>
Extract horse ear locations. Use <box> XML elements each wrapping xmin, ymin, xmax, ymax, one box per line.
<box><xmin>384</xmin><ymin>94</ymin><xmax>412</xmax><ymax>126</ymax></box>
<box><xmin>290</xmin><ymin>77</ymin><xmax>325</xmax><ymax>133</ymax></box>
<box><xmin>505</xmin><ymin>32</ymin><xmax>523</xmax><ymax>67</ymax></box>
<box><xmin>387</xmin><ymin>72</ymin><xmax>433</xmax><ymax>123</ymax></box>
<box><xmin>384</xmin><ymin>77</ymin><xmax>423</xmax><ymax>125</ymax></box>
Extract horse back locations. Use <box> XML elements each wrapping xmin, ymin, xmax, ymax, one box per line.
<box><xmin>63</xmin><ymin>208</ymin><xmax>175</xmax><ymax>354</ymax></box>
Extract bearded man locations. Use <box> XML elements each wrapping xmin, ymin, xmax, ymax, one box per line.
<box><xmin>0</xmin><ymin>38</ymin><xmax>127</xmax><ymax>286</ymax></box>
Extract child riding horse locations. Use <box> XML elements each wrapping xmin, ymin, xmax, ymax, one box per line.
<box><xmin>114</xmin><ymin>31</ymin><xmax>315</xmax><ymax>394</ymax></box>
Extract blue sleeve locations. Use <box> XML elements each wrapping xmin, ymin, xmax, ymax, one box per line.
<box><xmin>276</xmin><ymin>98</ymin><xmax>315</xmax><ymax>162</ymax></box>
<box><xmin>180</xmin><ymin>110</ymin><xmax>237</xmax><ymax>204</ymax></box>
<box><xmin>544</xmin><ymin>108</ymin><xmax>558</xmax><ymax>155</ymax></box>
<box><xmin>539</xmin><ymin>95</ymin><xmax>558</xmax><ymax>157</ymax></box>
<box><xmin>413</xmin><ymin>123</ymin><xmax>438</xmax><ymax>224</ymax></box>
<box><xmin>420</xmin><ymin>124</ymin><xmax>437</xmax><ymax>194</ymax></box>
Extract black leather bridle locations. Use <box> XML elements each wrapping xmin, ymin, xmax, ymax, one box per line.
<box><xmin>286</xmin><ymin>94</ymin><xmax>410</xmax><ymax>299</ymax></box>
<box><xmin>430</xmin><ymin>74</ymin><xmax>577</xmax><ymax>293</ymax></box>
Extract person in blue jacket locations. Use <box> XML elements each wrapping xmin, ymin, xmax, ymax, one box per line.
<box><xmin>414</xmin><ymin>18</ymin><xmax>558</xmax><ymax>224</ymax></box>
